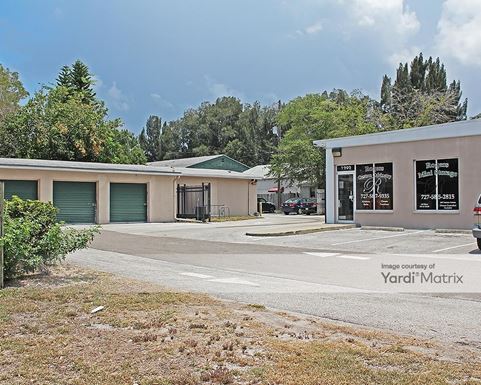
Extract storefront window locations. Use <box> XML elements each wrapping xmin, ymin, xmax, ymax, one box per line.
<box><xmin>415</xmin><ymin>158</ymin><xmax>459</xmax><ymax>211</ymax></box>
<box><xmin>356</xmin><ymin>163</ymin><xmax>393</xmax><ymax>211</ymax></box>
<box><xmin>374</xmin><ymin>163</ymin><xmax>393</xmax><ymax>210</ymax></box>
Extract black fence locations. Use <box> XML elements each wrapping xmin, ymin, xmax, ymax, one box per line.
<box><xmin>176</xmin><ymin>183</ymin><xmax>211</xmax><ymax>221</ymax></box>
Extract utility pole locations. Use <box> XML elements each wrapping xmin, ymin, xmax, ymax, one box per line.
<box><xmin>276</xmin><ymin>100</ymin><xmax>282</xmax><ymax>212</ymax></box>
<box><xmin>0</xmin><ymin>181</ymin><xmax>4</xmax><ymax>289</ymax></box>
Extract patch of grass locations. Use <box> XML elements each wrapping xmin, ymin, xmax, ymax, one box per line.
<box><xmin>246</xmin><ymin>303</ymin><xmax>266</xmax><ymax>311</ymax></box>
<box><xmin>1</xmin><ymin>264</ymin><xmax>480</xmax><ymax>385</ymax></box>
<box><xmin>200</xmin><ymin>367</ymin><xmax>234</xmax><ymax>384</ymax></box>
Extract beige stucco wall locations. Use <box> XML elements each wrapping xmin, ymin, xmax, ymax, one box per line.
<box><xmin>177</xmin><ymin>176</ymin><xmax>257</xmax><ymax>216</ymax></box>
<box><xmin>0</xmin><ymin>167</ymin><xmax>257</xmax><ymax>223</ymax></box>
<box><xmin>0</xmin><ymin>168</ymin><xmax>177</xmax><ymax>223</ymax></box>
<box><xmin>332</xmin><ymin>135</ymin><xmax>481</xmax><ymax>229</ymax></box>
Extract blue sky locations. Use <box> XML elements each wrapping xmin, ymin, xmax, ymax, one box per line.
<box><xmin>1</xmin><ymin>0</ymin><xmax>481</xmax><ymax>133</ymax></box>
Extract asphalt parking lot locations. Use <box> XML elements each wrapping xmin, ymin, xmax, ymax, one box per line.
<box><xmin>96</xmin><ymin>213</ymin><xmax>480</xmax><ymax>256</ymax></box>
<box><xmin>69</xmin><ymin>213</ymin><xmax>481</xmax><ymax>345</ymax></box>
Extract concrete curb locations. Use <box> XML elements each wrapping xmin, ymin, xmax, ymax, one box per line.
<box><xmin>246</xmin><ymin>224</ymin><xmax>356</xmax><ymax>237</ymax></box>
<box><xmin>361</xmin><ymin>226</ymin><xmax>404</xmax><ymax>232</ymax></box>
<box><xmin>175</xmin><ymin>218</ymin><xmax>204</xmax><ymax>224</ymax></box>
<box><xmin>435</xmin><ymin>228</ymin><xmax>472</xmax><ymax>234</ymax></box>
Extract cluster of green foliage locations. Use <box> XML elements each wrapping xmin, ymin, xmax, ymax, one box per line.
<box><xmin>270</xmin><ymin>90</ymin><xmax>383</xmax><ymax>188</ymax></box>
<box><xmin>0</xmin><ymin>52</ymin><xmax>473</xmax><ymax>185</ymax></box>
<box><xmin>139</xmin><ymin>98</ymin><xmax>279</xmax><ymax>167</ymax></box>
<box><xmin>0</xmin><ymin>61</ymin><xmax>146</xmax><ymax>164</ymax></box>
<box><xmin>380</xmin><ymin>53</ymin><xmax>468</xmax><ymax>128</ymax></box>
<box><xmin>57</xmin><ymin>60</ymin><xmax>97</xmax><ymax>104</ymax></box>
<box><xmin>139</xmin><ymin>115</ymin><xmax>164</xmax><ymax>162</ymax></box>
<box><xmin>271</xmin><ymin>53</ymin><xmax>470</xmax><ymax>188</ymax></box>
<box><xmin>0</xmin><ymin>64</ymin><xmax>29</xmax><ymax>122</ymax></box>
<box><xmin>1</xmin><ymin>197</ymin><xmax>99</xmax><ymax>280</ymax></box>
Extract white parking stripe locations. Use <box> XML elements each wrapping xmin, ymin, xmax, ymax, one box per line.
<box><xmin>303</xmin><ymin>252</ymin><xmax>339</xmax><ymax>258</ymax></box>
<box><xmin>336</xmin><ymin>255</ymin><xmax>371</xmax><ymax>260</ymax></box>
<box><xmin>331</xmin><ymin>230</ymin><xmax>426</xmax><ymax>246</ymax></box>
<box><xmin>432</xmin><ymin>243</ymin><xmax>475</xmax><ymax>253</ymax></box>
<box><xmin>208</xmin><ymin>278</ymin><xmax>260</xmax><ymax>286</ymax></box>
<box><xmin>180</xmin><ymin>272</ymin><xmax>213</xmax><ymax>279</ymax></box>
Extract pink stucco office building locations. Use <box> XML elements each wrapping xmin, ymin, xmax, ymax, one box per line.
<box><xmin>315</xmin><ymin>120</ymin><xmax>481</xmax><ymax>229</ymax></box>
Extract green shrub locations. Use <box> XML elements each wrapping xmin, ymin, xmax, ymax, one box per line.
<box><xmin>1</xmin><ymin>197</ymin><xmax>100</xmax><ymax>280</ymax></box>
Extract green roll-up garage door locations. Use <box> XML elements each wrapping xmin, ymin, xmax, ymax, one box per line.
<box><xmin>4</xmin><ymin>180</ymin><xmax>38</xmax><ymax>200</ymax></box>
<box><xmin>53</xmin><ymin>181</ymin><xmax>96</xmax><ymax>224</ymax></box>
<box><xmin>110</xmin><ymin>183</ymin><xmax>147</xmax><ymax>222</ymax></box>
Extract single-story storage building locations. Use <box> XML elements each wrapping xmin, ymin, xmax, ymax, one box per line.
<box><xmin>314</xmin><ymin>120</ymin><xmax>481</xmax><ymax>229</ymax></box>
<box><xmin>0</xmin><ymin>158</ymin><xmax>257</xmax><ymax>224</ymax></box>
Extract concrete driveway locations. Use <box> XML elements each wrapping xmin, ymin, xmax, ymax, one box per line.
<box><xmin>69</xmin><ymin>214</ymin><xmax>481</xmax><ymax>348</ymax></box>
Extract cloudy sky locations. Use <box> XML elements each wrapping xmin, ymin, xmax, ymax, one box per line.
<box><xmin>1</xmin><ymin>0</ymin><xmax>481</xmax><ymax>132</ymax></box>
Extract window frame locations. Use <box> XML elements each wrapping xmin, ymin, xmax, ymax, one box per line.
<box><xmin>355</xmin><ymin>162</ymin><xmax>394</xmax><ymax>212</ymax></box>
<box><xmin>413</xmin><ymin>158</ymin><xmax>460</xmax><ymax>213</ymax></box>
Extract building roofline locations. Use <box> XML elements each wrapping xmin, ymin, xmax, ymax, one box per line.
<box><xmin>0</xmin><ymin>158</ymin><xmax>257</xmax><ymax>179</ymax></box>
<box><xmin>174</xmin><ymin>167</ymin><xmax>255</xmax><ymax>179</ymax></box>
<box><xmin>192</xmin><ymin>154</ymin><xmax>249</xmax><ymax>169</ymax></box>
<box><xmin>0</xmin><ymin>158</ymin><xmax>180</xmax><ymax>176</ymax></box>
<box><xmin>147</xmin><ymin>154</ymin><xmax>249</xmax><ymax>170</ymax></box>
<box><xmin>313</xmin><ymin>119</ymin><xmax>481</xmax><ymax>149</ymax></box>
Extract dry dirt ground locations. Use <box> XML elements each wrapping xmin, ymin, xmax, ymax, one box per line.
<box><xmin>1</xmin><ymin>264</ymin><xmax>480</xmax><ymax>385</ymax></box>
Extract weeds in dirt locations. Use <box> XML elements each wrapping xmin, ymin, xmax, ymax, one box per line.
<box><xmin>1</xmin><ymin>264</ymin><xmax>480</xmax><ymax>385</ymax></box>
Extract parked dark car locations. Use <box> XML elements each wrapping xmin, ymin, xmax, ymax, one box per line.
<box><xmin>257</xmin><ymin>197</ymin><xmax>276</xmax><ymax>213</ymax></box>
<box><xmin>301</xmin><ymin>198</ymin><xmax>318</xmax><ymax>215</ymax></box>
<box><xmin>473</xmin><ymin>194</ymin><xmax>481</xmax><ymax>250</ymax></box>
<box><xmin>282</xmin><ymin>198</ymin><xmax>304</xmax><ymax>215</ymax></box>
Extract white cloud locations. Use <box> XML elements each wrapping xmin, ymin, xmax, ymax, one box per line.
<box><xmin>351</xmin><ymin>0</ymin><xmax>420</xmax><ymax>36</ymax></box>
<box><xmin>340</xmin><ymin>0</ymin><xmax>421</xmax><ymax>66</ymax></box>
<box><xmin>92</xmin><ymin>75</ymin><xmax>103</xmax><ymax>91</ymax></box>
<box><xmin>150</xmin><ymin>93</ymin><xmax>174</xmax><ymax>109</ymax></box>
<box><xmin>305</xmin><ymin>21</ymin><xmax>323</xmax><ymax>34</ymax></box>
<box><xmin>388</xmin><ymin>45</ymin><xmax>421</xmax><ymax>67</ymax></box>
<box><xmin>108</xmin><ymin>81</ymin><xmax>129</xmax><ymax>111</ymax></box>
<box><xmin>292</xmin><ymin>20</ymin><xmax>323</xmax><ymax>37</ymax></box>
<box><xmin>204</xmin><ymin>75</ymin><xmax>244</xmax><ymax>99</ymax></box>
<box><xmin>436</xmin><ymin>0</ymin><xmax>481</xmax><ymax>67</ymax></box>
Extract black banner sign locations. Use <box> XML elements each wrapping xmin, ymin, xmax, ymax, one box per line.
<box><xmin>437</xmin><ymin>158</ymin><xmax>459</xmax><ymax>210</ymax></box>
<box><xmin>374</xmin><ymin>163</ymin><xmax>393</xmax><ymax>210</ymax></box>
<box><xmin>416</xmin><ymin>160</ymin><xmax>436</xmax><ymax>210</ymax></box>
<box><xmin>356</xmin><ymin>164</ymin><xmax>374</xmax><ymax>210</ymax></box>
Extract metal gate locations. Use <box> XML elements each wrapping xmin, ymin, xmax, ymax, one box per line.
<box><xmin>177</xmin><ymin>183</ymin><xmax>211</xmax><ymax>221</ymax></box>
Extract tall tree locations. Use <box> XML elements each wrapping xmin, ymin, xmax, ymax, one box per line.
<box><xmin>380</xmin><ymin>75</ymin><xmax>392</xmax><ymax>112</ymax></box>
<box><xmin>158</xmin><ymin>97</ymin><xmax>278</xmax><ymax>166</ymax></box>
<box><xmin>0</xmin><ymin>64</ymin><xmax>28</xmax><ymax>123</ymax></box>
<box><xmin>56</xmin><ymin>60</ymin><xmax>96</xmax><ymax>104</ymax></box>
<box><xmin>0</xmin><ymin>63</ymin><xmax>145</xmax><ymax>164</ymax></box>
<box><xmin>56</xmin><ymin>65</ymin><xmax>73</xmax><ymax>89</ymax></box>
<box><xmin>383</xmin><ymin>53</ymin><xmax>467</xmax><ymax>128</ymax></box>
<box><xmin>139</xmin><ymin>115</ymin><xmax>163</xmax><ymax>162</ymax></box>
<box><xmin>270</xmin><ymin>90</ymin><xmax>380</xmax><ymax>189</ymax></box>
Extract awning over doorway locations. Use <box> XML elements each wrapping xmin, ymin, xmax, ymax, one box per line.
<box><xmin>267</xmin><ymin>186</ymin><xmax>284</xmax><ymax>193</ymax></box>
